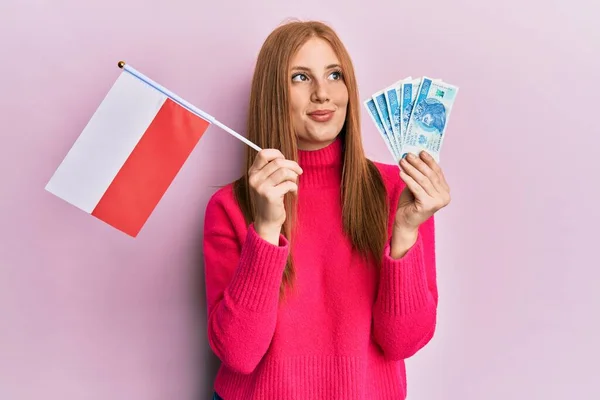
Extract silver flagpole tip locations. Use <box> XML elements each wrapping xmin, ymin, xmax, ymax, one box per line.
<box><xmin>117</xmin><ymin>61</ymin><xmax>125</xmax><ymax>69</ymax></box>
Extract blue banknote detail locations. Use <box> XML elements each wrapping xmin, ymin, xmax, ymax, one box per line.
<box><xmin>400</xmin><ymin>78</ymin><xmax>424</xmax><ymax>143</ymax></box>
<box><xmin>364</xmin><ymin>98</ymin><xmax>385</xmax><ymax>135</ymax></box>
<box><xmin>416</xmin><ymin>98</ymin><xmax>446</xmax><ymax>133</ymax></box>
<box><xmin>384</xmin><ymin>86</ymin><xmax>402</xmax><ymax>154</ymax></box>
<box><xmin>373</xmin><ymin>92</ymin><xmax>400</xmax><ymax>159</ymax></box>
<box><xmin>364</xmin><ymin>98</ymin><xmax>399</xmax><ymax>161</ymax></box>
<box><xmin>402</xmin><ymin>77</ymin><xmax>459</xmax><ymax>163</ymax></box>
<box><xmin>400</xmin><ymin>82</ymin><xmax>415</xmax><ymax>139</ymax></box>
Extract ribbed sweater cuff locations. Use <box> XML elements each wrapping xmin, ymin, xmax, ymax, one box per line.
<box><xmin>227</xmin><ymin>224</ymin><xmax>289</xmax><ymax>312</ymax></box>
<box><xmin>379</xmin><ymin>233</ymin><xmax>431</xmax><ymax>316</ymax></box>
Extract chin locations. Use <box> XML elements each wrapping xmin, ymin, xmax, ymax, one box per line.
<box><xmin>298</xmin><ymin>130</ymin><xmax>340</xmax><ymax>150</ymax></box>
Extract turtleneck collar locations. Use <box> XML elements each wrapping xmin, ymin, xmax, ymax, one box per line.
<box><xmin>296</xmin><ymin>136</ymin><xmax>343</xmax><ymax>189</ymax></box>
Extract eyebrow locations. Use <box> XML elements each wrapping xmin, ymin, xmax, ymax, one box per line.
<box><xmin>291</xmin><ymin>64</ymin><xmax>341</xmax><ymax>72</ymax></box>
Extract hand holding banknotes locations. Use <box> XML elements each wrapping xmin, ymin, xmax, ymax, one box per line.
<box><xmin>249</xmin><ymin>149</ymin><xmax>303</xmax><ymax>245</ymax></box>
<box><xmin>363</xmin><ymin>75</ymin><xmax>458</xmax><ymax>257</ymax></box>
<box><xmin>390</xmin><ymin>150</ymin><xmax>451</xmax><ymax>258</ymax></box>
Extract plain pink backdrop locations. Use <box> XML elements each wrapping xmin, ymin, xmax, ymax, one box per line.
<box><xmin>1</xmin><ymin>0</ymin><xmax>599</xmax><ymax>399</ymax></box>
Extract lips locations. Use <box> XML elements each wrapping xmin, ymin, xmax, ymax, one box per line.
<box><xmin>307</xmin><ymin>109</ymin><xmax>335</xmax><ymax>122</ymax></box>
<box><xmin>308</xmin><ymin>110</ymin><xmax>334</xmax><ymax>116</ymax></box>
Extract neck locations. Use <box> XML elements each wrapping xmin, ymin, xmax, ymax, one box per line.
<box><xmin>297</xmin><ymin>136</ymin><xmax>343</xmax><ymax>189</ymax></box>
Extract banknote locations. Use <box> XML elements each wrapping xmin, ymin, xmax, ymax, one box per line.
<box><xmin>383</xmin><ymin>76</ymin><xmax>411</xmax><ymax>159</ymax></box>
<box><xmin>402</xmin><ymin>77</ymin><xmax>459</xmax><ymax>162</ymax></box>
<box><xmin>365</xmin><ymin>76</ymin><xmax>458</xmax><ymax>163</ymax></box>
<box><xmin>372</xmin><ymin>91</ymin><xmax>400</xmax><ymax>160</ymax></box>
<box><xmin>383</xmin><ymin>85</ymin><xmax>401</xmax><ymax>156</ymax></box>
<box><xmin>400</xmin><ymin>78</ymin><xmax>421</xmax><ymax>144</ymax></box>
<box><xmin>363</xmin><ymin>98</ymin><xmax>399</xmax><ymax>162</ymax></box>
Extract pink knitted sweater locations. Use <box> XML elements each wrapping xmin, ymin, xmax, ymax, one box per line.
<box><xmin>203</xmin><ymin>137</ymin><xmax>438</xmax><ymax>399</ymax></box>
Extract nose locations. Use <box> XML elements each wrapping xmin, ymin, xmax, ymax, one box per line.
<box><xmin>310</xmin><ymin>80</ymin><xmax>329</xmax><ymax>103</ymax></box>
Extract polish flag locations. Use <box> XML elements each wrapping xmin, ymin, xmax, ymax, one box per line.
<box><xmin>45</xmin><ymin>62</ymin><xmax>257</xmax><ymax>237</ymax></box>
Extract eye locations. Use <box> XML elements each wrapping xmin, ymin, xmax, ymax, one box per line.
<box><xmin>329</xmin><ymin>70</ymin><xmax>343</xmax><ymax>80</ymax></box>
<box><xmin>292</xmin><ymin>73</ymin><xmax>308</xmax><ymax>82</ymax></box>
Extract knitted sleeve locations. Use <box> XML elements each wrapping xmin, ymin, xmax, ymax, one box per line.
<box><xmin>371</xmin><ymin>164</ymin><xmax>439</xmax><ymax>360</ymax></box>
<box><xmin>203</xmin><ymin>189</ymin><xmax>289</xmax><ymax>374</ymax></box>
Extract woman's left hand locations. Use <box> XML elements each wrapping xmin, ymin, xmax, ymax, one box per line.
<box><xmin>391</xmin><ymin>151</ymin><xmax>451</xmax><ymax>257</ymax></box>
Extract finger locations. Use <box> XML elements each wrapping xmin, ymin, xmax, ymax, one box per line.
<box><xmin>419</xmin><ymin>151</ymin><xmax>449</xmax><ymax>192</ymax></box>
<box><xmin>400</xmin><ymin>156</ymin><xmax>437</xmax><ymax>197</ymax></box>
<box><xmin>256</xmin><ymin>158</ymin><xmax>303</xmax><ymax>183</ymax></box>
<box><xmin>274</xmin><ymin>180</ymin><xmax>299</xmax><ymax>197</ymax></box>
<box><xmin>266</xmin><ymin>166</ymin><xmax>300</xmax><ymax>187</ymax></box>
<box><xmin>406</xmin><ymin>153</ymin><xmax>444</xmax><ymax>193</ymax></box>
<box><xmin>399</xmin><ymin>167</ymin><xmax>426</xmax><ymax>199</ymax></box>
<box><xmin>249</xmin><ymin>149</ymin><xmax>285</xmax><ymax>173</ymax></box>
<box><xmin>250</xmin><ymin>158</ymin><xmax>302</xmax><ymax>187</ymax></box>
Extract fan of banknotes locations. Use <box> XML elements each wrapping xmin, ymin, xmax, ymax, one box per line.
<box><xmin>363</xmin><ymin>76</ymin><xmax>458</xmax><ymax>164</ymax></box>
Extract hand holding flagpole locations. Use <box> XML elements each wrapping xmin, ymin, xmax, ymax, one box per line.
<box><xmin>117</xmin><ymin>60</ymin><xmax>262</xmax><ymax>152</ymax></box>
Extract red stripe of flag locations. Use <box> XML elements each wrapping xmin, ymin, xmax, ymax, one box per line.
<box><xmin>91</xmin><ymin>98</ymin><xmax>210</xmax><ymax>236</ymax></box>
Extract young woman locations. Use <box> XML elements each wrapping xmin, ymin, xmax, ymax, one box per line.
<box><xmin>203</xmin><ymin>19</ymin><xmax>451</xmax><ymax>400</ymax></box>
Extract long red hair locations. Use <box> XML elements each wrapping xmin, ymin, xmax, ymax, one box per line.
<box><xmin>233</xmin><ymin>20</ymin><xmax>389</xmax><ymax>297</ymax></box>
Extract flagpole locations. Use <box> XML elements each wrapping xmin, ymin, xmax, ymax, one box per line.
<box><xmin>117</xmin><ymin>61</ymin><xmax>262</xmax><ymax>152</ymax></box>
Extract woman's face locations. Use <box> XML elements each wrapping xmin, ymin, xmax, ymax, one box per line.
<box><xmin>288</xmin><ymin>37</ymin><xmax>349</xmax><ymax>151</ymax></box>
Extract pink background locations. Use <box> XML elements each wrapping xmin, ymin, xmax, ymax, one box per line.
<box><xmin>1</xmin><ymin>0</ymin><xmax>599</xmax><ymax>399</ymax></box>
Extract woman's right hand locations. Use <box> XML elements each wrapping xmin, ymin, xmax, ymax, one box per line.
<box><xmin>248</xmin><ymin>149</ymin><xmax>303</xmax><ymax>245</ymax></box>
